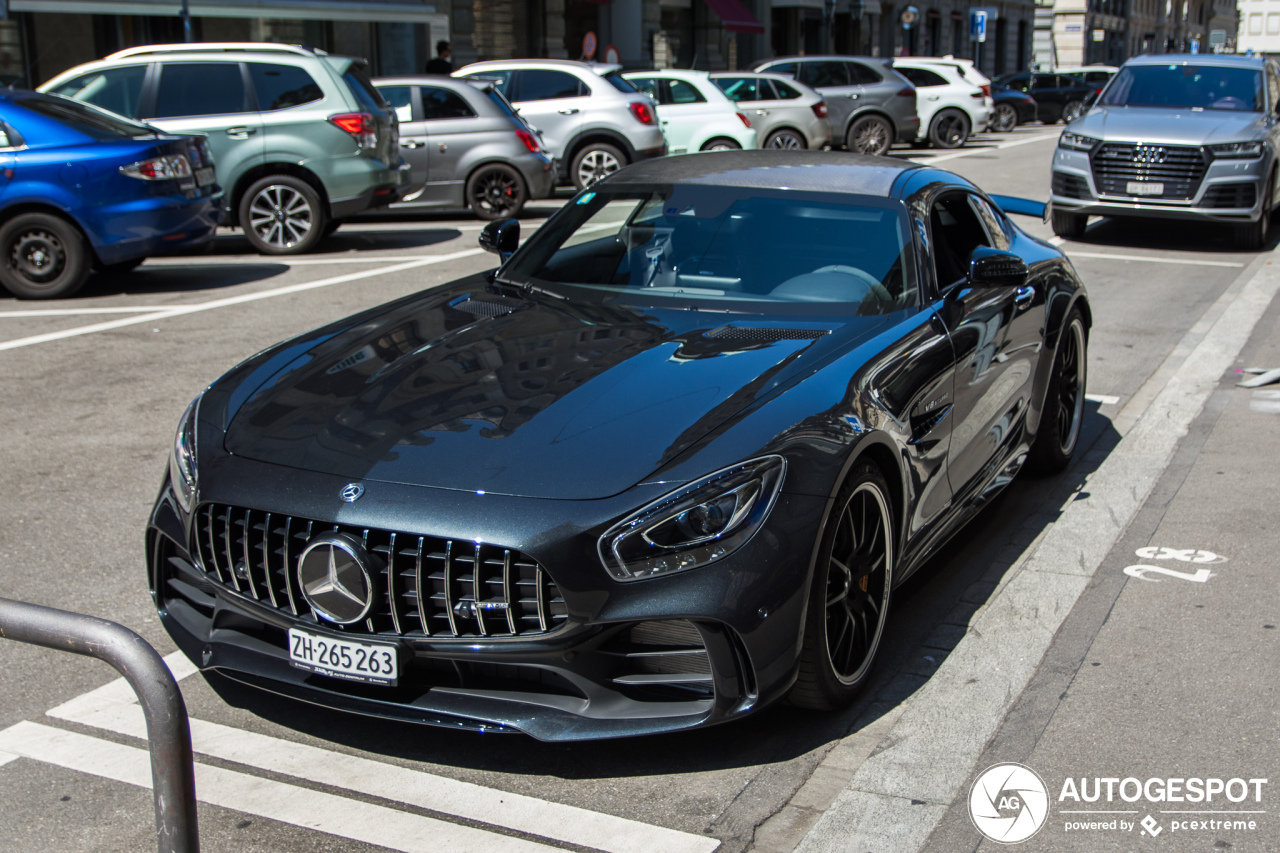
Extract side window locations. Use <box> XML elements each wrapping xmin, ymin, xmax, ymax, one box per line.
<box><xmin>378</xmin><ymin>85</ymin><xmax>415</xmax><ymax>122</ymax></box>
<box><xmin>516</xmin><ymin>70</ymin><xmax>584</xmax><ymax>102</ymax></box>
<box><xmin>0</xmin><ymin>124</ymin><xmax>11</xmax><ymax>148</ymax></box>
<box><xmin>805</xmin><ymin>61</ymin><xmax>850</xmax><ymax>88</ymax></box>
<box><xmin>899</xmin><ymin>67</ymin><xmax>948</xmax><ymax>88</ymax></box>
<box><xmin>628</xmin><ymin>77</ymin><xmax>661</xmax><ymax>103</ymax></box>
<box><xmin>1005</xmin><ymin>74</ymin><xmax>1032</xmax><ymax>93</ymax></box>
<box><xmin>929</xmin><ymin>193</ymin><xmax>993</xmax><ymax>288</ymax></box>
<box><xmin>249</xmin><ymin>63</ymin><xmax>323</xmax><ymax>111</ymax></box>
<box><xmin>715</xmin><ymin>77</ymin><xmax>758</xmax><ymax>101</ymax></box>
<box><xmin>153</xmin><ymin>62</ymin><xmax>248</xmax><ymax>118</ymax></box>
<box><xmin>667</xmin><ymin>80</ymin><xmax>706</xmax><ymax>104</ymax></box>
<box><xmin>968</xmin><ymin>196</ymin><xmax>1009</xmax><ymax>251</ymax></box>
<box><xmin>48</xmin><ymin>65</ymin><xmax>148</xmax><ymax>118</ymax></box>
<box><xmin>766</xmin><ymin>61</ymin><xmax>798</xmax><ymax>79</ymax></box>
<box><xmin>769</xmin><ymin>79</ymin><xmax>803</xmax><ymax>99</ymax></box>
<box><xmin>848</xmin><ymin>62</ymin><xmax>883</xmax><ymax>84</ymax></box>
<box><xmin>420</xmin><ymin>87</ymin><xmax>477</xmax><ymax>119</ymax></box>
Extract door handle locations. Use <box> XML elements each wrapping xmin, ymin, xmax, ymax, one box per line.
<box><xmin>755</xmin><ymin>109</ymin><xmax>769</xmax><ymax>115</ymax></box>
<box><xmin>847</xmin><ymin>93</ymin><xmax>859</xmax><ymax>99</ymax></box>
<box><xmin>558</xmin><ymin>108</ymin><xmax>580</xmax><ymax>115</ymax></box>
<box><xmin>927</xmin><ymin>95</ymin><xmax>940</xmax><ymax>101</ymax></box>
<box><xmin>225</xmin><ymin>126</ymin><xmax>257</xmax><ymax>138</ymax></box>
<box><xmin>401</xmin><ymin>140</ymin><xmax>425</xmax><ymax>149</ymax></box>
<box><xmin>1014</xmin><ymin>285</ymin><xmax>1035</xmax><ymax>307</ymax></box>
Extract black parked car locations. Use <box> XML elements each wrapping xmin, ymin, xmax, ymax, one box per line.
<box><xmin>994</xmin><ymin>72</ymin><xmax>1097</xmax><ymax>123</ymax></box>
<box><xmin>148</xmin><ymin>151</ymin><xmax>1091</xmax><ymax>741</ymax></box>
<box><xmin>989</xmin><ymin>84</ymin><xmax>1039</xmax><ymax>132</ymax></box>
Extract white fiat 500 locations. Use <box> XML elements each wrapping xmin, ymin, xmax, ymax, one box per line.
<box><xmin>623</xmin><ymin>69</ymin><xmax>759</xmax><ymax>154</ymax></box>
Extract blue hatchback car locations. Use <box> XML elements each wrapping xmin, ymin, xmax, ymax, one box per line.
<box><xmin>0</xmin><ymin>92</ymin><xmax>223</xmax><ymax>299</ymax></box>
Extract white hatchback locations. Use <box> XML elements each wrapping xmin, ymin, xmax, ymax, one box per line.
<box><xmin>623</xmin><ymin>70</ymin><xmax>758</xmax><ymax>154</ymax></box>
<box><xmin>892</xmin><ymin>60</ymin><xmax>991</xmax><ymax>149</ymax></box>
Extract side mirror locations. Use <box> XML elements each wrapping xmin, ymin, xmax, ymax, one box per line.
<box><xmin>968</xmin><ymin>246</ymin><xmax>1029</xmax><ymax>288</ymax></box>
<box><xmin>479</xmin><ymin>218</ymin><xmax>520</xmax><ymax>264</ymax></box>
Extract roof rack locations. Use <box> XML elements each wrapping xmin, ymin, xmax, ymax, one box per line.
<box><xmin>107</xmin><ymin>42</ymin><xmax>324</xmax><ymax>60</ymax></box>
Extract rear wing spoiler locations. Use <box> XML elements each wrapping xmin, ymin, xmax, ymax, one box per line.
<box><xmin>990</xmin><ymin>194</ymin><xmax>1048</xmax><ymax>221</ymax></box>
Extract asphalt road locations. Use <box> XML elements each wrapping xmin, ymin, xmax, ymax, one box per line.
<box><xmin>0</xmin><ymin>125</ymin><xmax>1274</xmax><ymax>853</ymax></box>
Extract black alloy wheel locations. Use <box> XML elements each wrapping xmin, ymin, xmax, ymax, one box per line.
<box><xmin>1027</xmin><ymin>307</ymin><xmax>1088</xmax><ymax>474</ymax></box>
<box><xmin>792</xmin><ymin>461</ymin><xmax>895</xmax><ymax>709</ymax></box>
<box><xmin>846</xmin><ymin>115</ymin><xmax>892</xmax><ymax>156</ymax></box>
<box><xmin>0</xmin><ymin>213</ymin><xmax>90</xmax><ymax>299</ymax></box>
<box><xmin>467</xmin><ymin>164</ymin><xmax>528</xmax><ymax>221</ymax></box>
<box><xmin>766</xmin><ymin>128</ymin><xmax>806</xmax><ymax>149</ymax></box>
<box><xmin>239</xmin><ymin>174</ymin><xmax>327</xmax><ymax>255</ymax></box>
<box><xmin>929</xmin><ymin>110</ymin><xmax>970</xmax><ymax>149</ymax></box>
<box><xmin>571</xmin><ymin>143</ymin><xmax>625</xmax><ymax>191</ymax></box>
<box><xmin>991</xmin><ymin>103</ymin><xmax>1018</xmax><ymax>133</ymax></box>
<box><xmin>1061</xmin><ymin>99</ymin><xmax>1086</xmax><ymax>123</ymax></box>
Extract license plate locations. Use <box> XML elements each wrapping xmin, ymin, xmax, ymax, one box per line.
<box><xmin>195</xmin><ymin>167</ymin><xmax>215</xmax><ymax>187</ymax></box>
<box><xmin>1126</xmin><ymin>181</ymin><xmax>1163</xmax><ymax>196</ymax></box>
<box><xmin>288</xmin><ymin>628</ymin><xmax>398</xmax><ymax>686</ymax></box>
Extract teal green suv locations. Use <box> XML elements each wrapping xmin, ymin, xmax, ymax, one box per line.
<box><xmin>41</xmin><ymin>43</ymin><xmax>408</xmax><ymax>254</ymax></box>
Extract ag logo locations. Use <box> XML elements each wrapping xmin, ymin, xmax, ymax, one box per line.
<box><xmin>969</xmin><ymin>763</ymin><xmax>1050</xmax><ymax>844</ymax></box>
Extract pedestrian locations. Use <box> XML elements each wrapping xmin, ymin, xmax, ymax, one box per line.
<box><xmin>426</xmin><ymin>41</ymin><xmax>452</xmax><ymax>74</ymax></box>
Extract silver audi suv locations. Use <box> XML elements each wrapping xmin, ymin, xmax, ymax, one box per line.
<box><xmin>1049</xmin><ymin>54</ymin><xmax>1280</xmax><ymax>249</ymax></box>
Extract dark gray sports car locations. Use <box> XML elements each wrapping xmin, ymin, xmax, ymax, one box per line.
<box><xmin>147</xmin><ymin>151</ymin><xmax>1091</xmax><ymax>741</ymax></box>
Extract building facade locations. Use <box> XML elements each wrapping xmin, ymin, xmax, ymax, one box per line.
<box><xmin>1237</xmin><ymin>0</ymin><xmax>1279</xmax><ymax>54</ymax></box>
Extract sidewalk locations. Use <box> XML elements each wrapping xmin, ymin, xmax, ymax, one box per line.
<box><xmin>755</xmin><ymin>257</ymin><xmax>1280</xmax><ymax>853</ymax></box>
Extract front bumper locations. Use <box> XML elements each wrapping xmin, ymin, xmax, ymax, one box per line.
<box><xmin>1050</xmin><ymin>145</ymin><xmax>1269</xmax><ymax>223</ymax></box>
<box><xmin>146</xmin><ymin>454</ymin><xmax>822</xmax><ymax>741</ymax></box>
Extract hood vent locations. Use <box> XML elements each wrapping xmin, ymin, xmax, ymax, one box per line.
<box><xmin>705</xmin><ymin>325</ymin><xmax>830</xmax><ymax>342</ymax></box>
<box><xmin>449</xmin><ymin>294</ymin><xmax>522</xmax><ymax>318</ymax></box>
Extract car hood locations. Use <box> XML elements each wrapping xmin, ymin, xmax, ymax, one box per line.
<box><xmin>1072</xmin><ymin>106</ymin><xmax>1267</xmax><ymax>146</ymax></box>
<box><xmin>223</xmin><ymin>281</ymin><xmax>882</xmax><ymax>500</ymax></box>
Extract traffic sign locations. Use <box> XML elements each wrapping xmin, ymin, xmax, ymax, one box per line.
<box><xmin>970</xmin><ymin>9</ymin><xmax>987</xmax><ymax>42</ymax></box>
<box><xmin>582</xmin><ymin>31</ymin><xmax>597</xmax><ymax>61</ymax></box>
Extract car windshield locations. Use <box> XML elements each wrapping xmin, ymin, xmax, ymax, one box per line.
<box><xmin>14</xmin><ymin>94</ymin><xmax>155</xmax><ymax>140</ymax></box>
<box><xmin>1100</xmin><ymin>64</ymin><xmax>1263</xmax><ymax>111</ymax></box>
<box><xmin>503</xmin><ymin>186</ymin><xmax>918</xmax><ymax>315</ymax></box>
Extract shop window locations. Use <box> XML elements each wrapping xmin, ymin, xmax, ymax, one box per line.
<box><xmin>250</xmin><ymin>63</ymin><xmax>323</xmax><ymax>111</ymax></box>
<box><xmin>153</xmin><ymin>62</ymin><xmax>248</xmax><ymax>118</ymax></box>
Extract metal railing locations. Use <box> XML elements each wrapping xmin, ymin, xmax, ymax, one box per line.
<box><xmin>0</xmin><ymin>596</ymin><xmax>200</xmax><ymax>853</ymax></box>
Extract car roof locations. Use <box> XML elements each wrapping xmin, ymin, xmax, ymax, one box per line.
<box><xmin>755</xmin><ymin>55</ymin><xmax>886</xmax><ymax>64</ymax></box>
<box><xmin>457</xmin><ymin>59</ymin><xmax>623</xmax><ymax>75</ymax></box>
<box><xmin>1123</xmin><ymin>53</ymin><xmax>1265</xmax><ymax>68</ymax></box>
<box><xmin>604</xmin><ymin>150</ymin><xmax>923</xmax><ymax>197</ymax></box>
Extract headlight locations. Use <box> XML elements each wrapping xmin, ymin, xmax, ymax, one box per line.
<box><xmin>598</xmin><ymin>456</ymin><xmax>786</xmax><ymax>582</ymax></box>
<box><xmin>1058</xmin><ymin>132</ymin><xmax>1100</xmax><ymax>151</ymax></box>
<box><xmin>170</xmin><ymin>394</ymin><xmax>201</xmax><ymax>512</ymax></box>
<box><xmin>1208</xmin><ymin>141</ymin><xmax>1264</xmax><ymax>159</ymax></box>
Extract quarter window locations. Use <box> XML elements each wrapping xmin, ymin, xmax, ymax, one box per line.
<box><xmin>667</xmin><ymin>80</ymin><xmax>706</xmax><ymax>104</ymax></box>
<box><xmin>153</xmin><ymin>62</ymin><xmax>248</xmax><ymax>118</ymax></box>
<box><xmin>48</xmin><ymin>65</ymin><xmax>147</xmax><ymax>118</ymax></box>
<box><xmin>899</xmin><ymin>67</ymin><xmax>948</xmax><ymax>87</ymax></box>
<box><xmin>421</xmin><ymin>87</ymin><xmax>476</xmax><ymax>119</ymax></box>
<box><xmin>378</xmin><ymin>85</ymin><xmax>414</xmax><ymax>122</ymax></box>
<box><xmin>769</xmin><ymin>80</ymin><xmax>804</xmax><ymax>99</ymax></box>
<box><xmin>848</xmin><ymin>62</ymin><xmax>884</xmax><ymax>85</ymax></box>
<box><xmin>250</xmin><ymin>63</ymin><xmax>323</xmax><ymax>111</ymax></box>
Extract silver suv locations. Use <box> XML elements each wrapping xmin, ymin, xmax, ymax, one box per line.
<box><xmin>42</xmin><ymin>43</ymin><xmax>408</xmax><ymax>254</ymax></box>
<box><xmin>1050</xmin><ymin>54</ymin><xmax>1280</xmax><ymax>249</ymax></box>
<box><xmin>455</xmin><ymin>59</ymin><xmax>666</xmax><ymax>189</ymax></box>
<box><xmin>747</xmin><ymin>55</ymin><xmax>919</xmax><ymax>156</ymax></box>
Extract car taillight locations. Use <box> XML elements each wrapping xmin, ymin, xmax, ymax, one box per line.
<box><xmin>811</xmin><ymin>100</ymin><xmax>828</xmax><ymax>118</ymax></box>
<box><xmin>1095</xmin><ymin>87</ymin><xmax>1103</xmax><ymax>95</ymax></box>
<box><xmin>897</xmin><ymin>88</ymin><xmax>915</xmax><ymax>98</ymax></box>
<box><xmin>737</xmin><ymin>112</ymin><xmax>751</xmax><ymax>129</ymax></box>
<box><xmin>329</xmin><ymin>112</ymin><xmax>376</xmax><ymax>147</ymax></box>
<box><xmin>120</xmin><ymin>154</ymin><xmax>192</xmax><ymax>181</ymax></box>
<box><xmin>629</xmin><ymin>101</ymin><xmax>656</xmax><ymax>125</ymax></box>
<box><xmin>515</xmin><ymin>128</ymin><xmax>541</xmax><ymax>153</ymax></box>
<box><xmin>982</xmin><ymin>84</ymin><xmax>991</xmax><ymax>98</ymax></box>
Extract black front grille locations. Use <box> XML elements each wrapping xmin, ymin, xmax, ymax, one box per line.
<box><xmin>1091</xmin><ymin>143</ymin><xmax>1207</xmax><ymax>200</ymax></box>
<box><xmin>193</xmin><ymin>504</ymin><xmax>568</xmax><ymax>640</ymax></box>
<box><xmin>1051</xmin><ymin>172</ymin><xmax>1092</xmax><ymax>200</ymax></box>
<box><xmin>1201</xmin><ymin>182</ymin><xmax>1258</xmax><ymax>209</ymax></box>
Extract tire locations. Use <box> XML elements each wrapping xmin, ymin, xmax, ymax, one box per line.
<box><xmin>928</xmin><ymin>110</ymin><xmax>970</xmax><ymax>149</ymax></box>
<box><xmin>1026</xmin><ymin>307</ymin><xmax>1088</xmax><ymax>475</ymax></box>
<box><xmin>0</xmin><ymin>213</ymin><xmax>90</xmax><ymax>299</ymax></box>
<box><xmin>991</xmin><ymin>103</ymin><xmax>1018</xmax><ymax>133</ymax></box>
<box><xmin>765</xmin><ymin>128</ymin><xmax>807</xmax><ymax>150</ymax></box>
<box><xmin>1234</xmin><ymin>171</ymin><xmax>1273</xmax><ymax>250</ymax></box>
<box><xmin>1050</xmin><ymin>209</ymin><xmax>1087</xmax><ymax>240</ymax></box>
<box><xmin>239</xmin><ymin>174</ymin><xmax>327</xmax><ymax>255</ymax></box>
<box><xmin>790</xmin><ymin>460</ymin><xmax>895</xmax><ymax>710</ymax></box>
<box><xmin>1060</xmin><ymin>99</ymin><xmax>1085</xmax><ymax>123</ymax></box>
<box><xmin>700</xmin><ymin>137</ymin><xmax>742</xmax><ymax>151</ymax></box>
<box><xmin>99</xmin><ymin>257</ymin><xmax>145</xmax><ymax>275</ymax></box>
<box><xmin>571</xmin><ymin>143</ymin><xmax>625</xmax><ymax>191</ymax></box>
<box><xmin>845</xmin><ymin>115</ymin><xmax>893</xmax><ymax>156</ymax></box>
<box><xmin>466</xmin><ymin>164</ymin><xmax>528</xmax><ymax>221</ymax></box>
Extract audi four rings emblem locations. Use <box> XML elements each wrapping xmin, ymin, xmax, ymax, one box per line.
<box><xmin>1133</xmin><ymin>146</ymin><xmax>1168</xmax><ymax>164</ymax></box>
<box><xmin>340</xmin><ymin>483</ymin><xmax>364</xmax><ymax>503</ymax></box>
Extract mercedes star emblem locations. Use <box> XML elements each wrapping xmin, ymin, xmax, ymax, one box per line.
<box><xmin>340</xmin><ymin>483</ymin><xmax>365</xmax><ymax>503</ymax></box>
<box><xmin>297</xmin><ymin>532</ymin><xmax>375</xmax><ymax>624</ymax></box>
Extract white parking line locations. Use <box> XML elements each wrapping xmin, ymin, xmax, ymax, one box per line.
<box><xmin>0</xmin><ymin>751</ymin><xmax>17</xmax><ymax>768</ymax></box>
<box><xmin>41</xmin><ymin>652</ymin><xmax>719</xmax><ymax>853</ymax></box>
<box><xmin>0</xmin><ymin>308</ymin><xmax>177</xmax><ymax>317</ymax></box>
<box><xmin>1066</xmin><ymin>251</ymin><xmax>1245</xmax><ymax>268</ymax></box>
<box><xmin>141</xmin><ymin>256</ymin><xmax>456</xmax><ymax>267</ymax></box>
<box><xmin>0</xmin><ymin>722</ymin><xmax>559</xmax><ymax>853</ymax></box>
<box><xmin>1084</xmin><ymin>393</ymin><xmax>1121</xmax><ymax>405</ymax></box>
<box><xmin>0</xmin><ymin>251</ymin><xmax>484</xmax><ymax>354</ymax></box>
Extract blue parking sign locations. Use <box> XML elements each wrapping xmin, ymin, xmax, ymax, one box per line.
<box><xmin>969</xmin><ymin>10</ymin><xmax>987</xmax><ymax>42</ymax></box>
